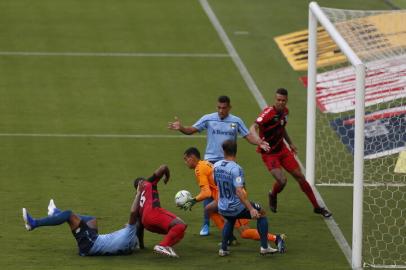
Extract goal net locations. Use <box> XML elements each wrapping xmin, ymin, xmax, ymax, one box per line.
<box><xmin>307</xmin><ymin>3</ymin><xmax>406</xmax><ymax>269</ymax></box>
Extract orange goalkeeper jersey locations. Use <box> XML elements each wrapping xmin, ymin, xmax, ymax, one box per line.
<box><xmin>194</xmin><ymin>160</ymin><xmax>219</xmax><ymax>201</ymax></box>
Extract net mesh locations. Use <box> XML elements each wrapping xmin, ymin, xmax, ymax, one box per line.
<box><xmin>313</xmin><ymin>7</ymin><xmax>406</xmax><ymax>268</ymax></box>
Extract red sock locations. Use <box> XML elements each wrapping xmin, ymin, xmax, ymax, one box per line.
<box><xmin>271</xmin><ymin>181</ymin><xmax>284</xmax><ymax>196</ymax></box>
<box><xmin>299</xmin><ymin>180</ymin><xmax>320</xmax><ymax>209</ymax></box>
<box><xmin>159</xmin><ymin>223</ymin><xmax>187</xmax><ymax>247</ymax></box>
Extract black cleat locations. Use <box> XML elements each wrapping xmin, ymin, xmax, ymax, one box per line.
<box><xmin>314</xmin><ymin>207</ymin><xmax>332</xmax><ymax>218</ymax></box>
<box><xmin>269</xmin><ymin>193</ymin><xmax>277</xmax><ymax>213</ymax></box>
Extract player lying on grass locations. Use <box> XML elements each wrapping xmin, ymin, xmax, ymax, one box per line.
<box><xmin>22</xmin><ymin>196</ymin><xmax>140</xmax><ymax>256</ymax></box>
<box><xmin>183</xmin><ymin>146</ymin><xmax>286</xmax><ymax>253</ymax></box>
<box><xmin>214</xmin><ymin>140</ymin><xmax>279</xmax><ymax>256</ymax></box>
<box><xmin>133</xmin><ymin>164</ymin><xmax>187</xmax><ymax>258</ymax></box>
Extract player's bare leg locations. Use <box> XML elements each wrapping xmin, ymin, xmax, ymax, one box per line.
<box><xmin>269</xmin><ymin>168</ymin><xmax>287</xmax><ymax>213</ymax></box>
<box><xmin>289</xmin><ymin>168</ymin><xmax>332</xmax><ymax>218</ymax></box>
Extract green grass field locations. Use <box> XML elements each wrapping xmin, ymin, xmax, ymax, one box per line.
<box><xmin>0</xmin><ymin>1</ymin><xmax>399</xmax><ymax>269</ymax></box>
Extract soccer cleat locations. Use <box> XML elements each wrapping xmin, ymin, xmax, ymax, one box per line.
<box><xmin>22</xmin><ymin>208</ymin><xmax>36</xmax><ymax>231</ymax></box>
<box><xmin>167</xmin><ymin>247</ymin><xmax>179</xmax><ymax>258</ymax></box>
<box><xmin>153</xmin><ymin>245</ymin><xmax>174</xmax><ymax>257</ymax></box>
<box><xmin>199</xmin><ymin>224</ymin><xmax>210</xmax><ymax>236</ymax></box>
<box><xmin>269</xmin><ymin>193</ymin><xmax>277</xmax><ymax>213</ymax></box>
<box><xmin>260</xmin><ymin>245</ymin><xmax>278</xmax><ymax>255</ymax></box>
<box><xmin>218</xmin><ymin>249</ymin><xmax>230</xmax><ymax>257</ymax></box>
<box><xmin>314</xmin><ymin>207</ymin><xmax>333</xmax><ymax>218</ymax></box>
<box><xmin>47</xmin><ymin>199</ymin><xmax>57</xmax><ymax>216</ymax></box>
<box><xmin>275</xmin><ymin>234</ymin><xmax>287</xmax><ymax>253</ymax></box>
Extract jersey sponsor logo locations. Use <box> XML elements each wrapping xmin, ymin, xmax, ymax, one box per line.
<box><xmin>330</xmin><ymin>106</ymin><xmax>406</xmax><ymax>159</ymax></box>
<box><xmin>211</xmin><ymin>129</ymin><xmax>235</xmax><ymax>136</ymax></box>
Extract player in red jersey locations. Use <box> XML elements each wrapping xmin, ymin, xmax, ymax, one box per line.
<box><xmin>133</xmin><ymin>164</ymin><xmax>187</xmax><ymax>258</ymax></box>
<box><xmin>250</xmin><ymin>88</ymin><xmax>332</xmax><ymax>218</ymax></box>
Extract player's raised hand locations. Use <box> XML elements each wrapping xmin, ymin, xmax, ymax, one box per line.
<box><xmin>168</xmin><ymin>116</ymin><xmax>182</xmax><ymax>130</ymax></box>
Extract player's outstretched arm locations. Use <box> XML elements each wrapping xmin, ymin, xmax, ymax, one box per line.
<box><xmin>129</xmin><ymin>189</ymin><xmax>142</xmax><ymax>225</ymax></box>
<box><xmin>168</xmin><ymin>116</ymin><xmax>199</xmax><ymax>135</ymax></box>
<box><xmin>136</xmin><ymin>221</ymin><xmax>145</xmax><ymax>249</ymax></box>
<box><xmin>152</xmin><ymin>164</ymin><xmax>171</xmax><ymax>184</ymax></box>
<box><xmin>248</xmin><ymin>123</ymin><xmax>270</xmax><ymax>152</ymax></box>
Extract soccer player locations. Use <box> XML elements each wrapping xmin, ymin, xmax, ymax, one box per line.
<box><xmin>249</xmin><ymin>88</ymin><xmax>332</xmax><ymax>217</ymax></box>
<box><xmin>182</xmin><ymin>146</ymin><xmax>286</xmax><ymax>252</ymax></box>
<box><xmin>168</xmin><ymin>95</ymin><xmax>269</xmax><ymax>236</ymax></box>
<box><xmin>133</xmin><ymin>164</ymin><xmax>187</xmax><ymax>258</ymax></box>
<box><xmin>214</xmin><ymin>140</ymin><xmax>278</xmax><ymax>256</ymax></box>
<box><xmin>22</xmin><ymin>197</ymin><xmax>140</xmax><ymax>256</ymax></box>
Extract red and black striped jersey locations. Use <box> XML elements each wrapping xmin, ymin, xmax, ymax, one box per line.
<box><xmin>255</xmin><ymin>106</ymin><xmax>288</xmax><ymax>153</ymax></box>
<box><xmin>137</xmin><ymin>174</ymin><xmax>161</xmax><ymax>218</ymax></box>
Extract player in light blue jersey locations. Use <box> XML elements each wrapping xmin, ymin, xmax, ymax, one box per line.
<box><xmin>22</xmin><ymin>195</ymin><xmax>141</xmax><ymax>256</ymax></box>
<box><xmin>169</xmin><ymin>95</ymin><xmax>270</xmax><ymax>236</ymax></box>
<box><xmin>214</xmin><ymin>140</ymin><xmax>278</xmax><ymax>256</ymax></box>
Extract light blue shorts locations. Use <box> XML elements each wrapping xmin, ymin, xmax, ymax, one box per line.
<box><xmin>89</xmin><ymin>224</ymin><xmax>138</xmax><ymax>255</ymax></box>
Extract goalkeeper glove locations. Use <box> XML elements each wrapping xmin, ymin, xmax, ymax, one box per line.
<box><xmin>182</xmin><ymin>198</ymin><xmax>197</xmax><ymax>211</ymax></box>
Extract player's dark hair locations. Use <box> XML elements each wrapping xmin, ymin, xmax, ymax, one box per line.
<box><xmin>218</xmin><ymin>95</ymin><xmax>230</xmax><ymax>105</ymax></box>
<box><xmin>222</xmin><ymin>140</ymin><xmax>237</xmax><ymax>156</ymax></box>
<box><xmin>133</xmin><ymin>177</ymin><xmax>145</xmax><ymax>189</ymax></box>
<box><xmin>184</xmin><ymin>147</ymin><xmax>201</xmax><ymax>159</ymax></box>
<box><xmin>276</xmin><ymin>88</ymin><xmax>288</xmax><ymax>96</ymax></box>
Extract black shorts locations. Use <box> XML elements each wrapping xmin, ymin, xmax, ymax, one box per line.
<box><xmin>71</xmin><ymin>220</ymin><xmax>99</xmax><ymax>256</ymax></box>
<box><xmin>224</xmin><ymin>201</ymin><xmax>262</xmax><ymax>221</ymax></box>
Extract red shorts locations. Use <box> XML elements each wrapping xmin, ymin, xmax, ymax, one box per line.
<box><xmin>261</xmin><ymin>144</ymin><xmax>299</xmax><ymax>172</ymax></box>
<box><xmin>142</xmin><ymin>207</ymin><xmax>178</xmax><ymax>234</ymax></box>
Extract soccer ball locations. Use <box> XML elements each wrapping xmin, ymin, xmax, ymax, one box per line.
<box><xmin>174</xmin><ymin>190</ymin><xmax>192</xmax><ymax>207</ymax></box>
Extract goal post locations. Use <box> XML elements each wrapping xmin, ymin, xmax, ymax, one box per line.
<box><xmin>308</xmin><ymin>3</ymin><xmax>366</xmax><ymax>269</ymax></box>
<box><xmin>307</xmin><ymin>2</ymin><xmax>406</xmax><ymax>269</ymax></box>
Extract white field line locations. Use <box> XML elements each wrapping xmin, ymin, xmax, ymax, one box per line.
<box><xmin>317</xmin><ymin>183</ymin><xmax>406</xmax><ymax>187</ymax></box>
<box><xmin>199</xmin><ymin>0</ymin><xmax>353</xmax><ymax>266</ymax></box>
<box><xmin>365</xmin><ymin>263</ymin><xmax>406</xmax><ymax>269</ymax></box>
<box><xmin>0</xmin><ymin>51</ymin><xmax>230</xmax><ymax>58</ymax></box>
<box><xmin>0</xmin><ymin>133</ymin><xmax>205</xmax><ymax>139</ymax></box>
<box><xmin>199</xmin><ymin>0</ymin><xmax>267</xmax><ymax>109</ymax></box>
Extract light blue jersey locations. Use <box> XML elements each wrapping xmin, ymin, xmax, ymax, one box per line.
<box><xmin>193</xmin><ymin>113</ymin><xmax>249</xmax><ymax>162</ymax></box>
<box><xmin>214</xmin><ymin>160</ymin><xmax>245</xmax><ymax>217</ymax></box>
<box><xmin>89</xmin><ymin>224</ymin><xmax>138</xmax><ymax>255</ymax></box>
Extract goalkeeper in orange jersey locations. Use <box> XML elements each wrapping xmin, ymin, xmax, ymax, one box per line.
<box><xmin>182</xmin><ymin>147</ymin><xmax>286</xmax><ymax>252</ymax></box>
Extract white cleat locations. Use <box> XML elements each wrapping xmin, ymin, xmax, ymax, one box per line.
<box><xmin>22</xmin><ymin>208</ymin><xmax>34</xmax><ymax>231</ymax></box>
<box><xmin>260</xmin><ymin>245</ymin><xmax>278</xmax><ymax>255</ymax></box>
<box><xmin>218</xmin><ymin>249</ymin><xmax>230</xmax><ymax>257</ymax></box>
<box><xmin>153</xmin><ymin>245</ymin><xmax>176</xmax><ymax>257</ymax></box>
<box><xmin>47</xmin><ymin>199</ymin><xmax>57</xmax><ymax>216</ymax></box>
<box><xmin>167</xmin><ymin>247</ymin><xmax>179</xmax><ymax>258</ymax></box>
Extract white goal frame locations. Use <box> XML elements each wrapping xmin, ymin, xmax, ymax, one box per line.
<box><xmin>306</xmin><ymin>2</ymin><xmax>366</xmax><ymax>269</ymax></box>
